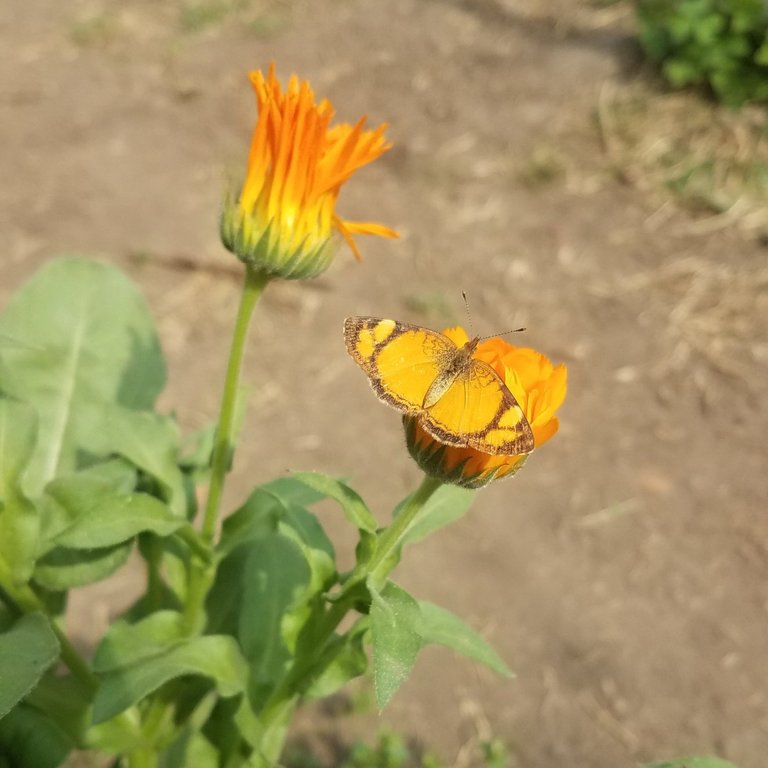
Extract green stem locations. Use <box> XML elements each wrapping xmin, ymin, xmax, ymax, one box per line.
<box><xmin>253</xmin><ymin>475</ymin><xmax>443</xmax><ymax>760</ymax></box>
<box><xmin>140</xmin><ymin>694</ymin><xmax>176</xmax><ymax>747</ymax></box>
<box><xmin>145</xmin><ymin>536</ymin><xmax>163</xmax><ymax>612</ymax></box>
<box><xmin>182</xmin><ymin>266</ymin><xmax>270</xmax><ymax>635</ymax></box>
<box><xmin>54</xmin><ymin>625</ymin><xmax>99</xmax><ymax>694</ymax></box>
<box><xmin>175</xmin><ymin>524</ymin><xmax>212</xmax><ymax>563</ymax></box>
<box><xmin>202</xmin><ymin>266</ymin><xmax>271</xmax><ymax>544</ymax></box>
<box><xmin>365</xmin><ymin>474</ymin><xmax>442</xmax><ymax>584</ymax></box>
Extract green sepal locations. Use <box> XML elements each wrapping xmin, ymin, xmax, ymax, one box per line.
<box><xmin>403</xmin><ymin>417</ymin><xmax>527</xmax><ymax>489</ymax></box>
<box><xmin>220</xmin><ymin>198</ymin><xmax>336</xmax><ymax>280</ymax></box>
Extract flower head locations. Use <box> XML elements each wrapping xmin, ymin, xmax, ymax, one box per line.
<box><xmin>221</xmin><ymin>65</ymin><xmax>398</xmax><ymax>279</ymax></box>
<box><xmin>406</xmin><ymin>327</ymin><xmax>567</xmax><ymax>489</ymax></box>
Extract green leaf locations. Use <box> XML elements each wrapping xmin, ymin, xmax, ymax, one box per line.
<box><xmin>238</xmin><ymin>534</ymin><xmax>311</xmax><ymax>687</ymax></box>
<box><xmin>0</xmin><ymin>613</ymin><xmax>60</xmax><ymax>718</ymax></box>
<box><xmin>664</xmin><ymin>57</ymin><xmax>702</xmax><ymax>85</ymax></box>
<box><xmin>368</xmin><ymin>581</ymin><xmax>422</xmax><ymax>710</ymax></box>
<box><xmin>37</xmin><ymin>460</ymin><xmax>136</xmax><ymax>548</ymax></box>
<box><xmin>0</xmin><ymin>400</ymin><xmax>40</xmax><ymax>581</ymax></box>
<box><xmin>0</xmin><ymin>399</ymin><xmax>37</xmax><ymax>495</ymax></box>
<box><xmin>0</xmin><ymin>703</ymin><xmax>73</xmax><ymax>768</ymax></box>
<box><xmin>93</xmin><ymin>610</ymin><xmax>185</xmax><ymax>672</ymax></box>
<box><xmin>84</xmin><ymin>707</ymin><xmax>143</xmax><ymax>753</ymax></box>
<box><xmin>179</xmin><ymin>425</ymin><xmax>216</xmax><ymax>473</ymax></box>
<box><xmin>692</xmin><ymin>13</ymin><xmax>725</xmax><ymax>45</ymax></box>
<box><xmin>158</xmin><ymin>687</ymin><xmax>219</xmax><ymax>766</ymax></box>
<box><xmin>306</xmin><ymin>618</ymin><xmax>369</xmax><ymax>699</ymax></box>
<box><xmin>84</xmin><ymin>405</ymin><xmax>187</xmax><ymax>518</ymax></box>
<box><xmin>216</xmin><ymin>488</ymin><xmax>281</xmax><ymax>559</ymax></box>
<box><xmin>23</xmin><ymin>673</ymin><xmax>93</xmax><ymax>748</ymax></box>
<box><xmin>0</xmin><ymin>602</ymin><xmax>14</xmax><ymax>632</ymax></box>
<box><xmin>259</xmin><ymin>475</ymin><xmax>328</xmax><ymax>507</ymax></box>
<box><xmin>278</xmin><ymin>505</ymin><xmax>336</xmax><ymax>596</ymax></box>
<box><xmin>0</xmin><ymin>334</ymin><xmax>38</xmax><ymax>351</ymax></box>
<box><xmin>217</xmin><ymin>474</ymin><xmax>354</xmax><ymax>559</ymax></box>
<box><xmin>159</xmin><ymin>728</ymin><xmax>218</xmax><ymax>768</ymax></box>
<box><xmin>205</xmin><ymin>695</ymin><xmax>248</xmax><ymax>760</ymax></box>
<box><xmin>417</xmin><ymin>601</ymin><xmax>512</xmax><ymax>678</ymax></box>
<box><xmin>367</xmin><ymin>585</ymin><xmax>512</xmax><ymax>711</ymax></box>
<box><xmin>754</xmin><ymin>39</ymin><xmax>768</xmax><ymax>65</ymax></box>
<box><xmin>43</xmin><ymin>468</ymin><xmax>182</xmax><ymax>550</ymax></box>
<box><xmin>33</xmin><ymin>541</ymin><xmax>132</xmax><ymax>589</ymax></box>
<box><xmin>52</xmin><ymin>493</ymin><xmax>180</xmax><ymax>549</ymax></box>
<box><xmin>644</xmin><ymin>759</ymin><xmax>740</xmax><ymax>768</ymax></box>
<box><xmin>92</xmin><ymin>634</ymin><xmax>249</xmax><ymax>723</ymax></box>
<box><xmin>290</xmin><ymin>472</ymin><xmax>377</xmax><ymax>533</ymax></box>
<box><xmin>0</xmin><ymin>257</ymin><xmax>165</xmax><ymax>494</ymax></box>
<box><xmin>178</xmin><ymin>422</ymin><xmax>215</xmax><ymax>499</ymax></box>
<box><xmin>398</xmin><ymin>484</ymin><xmax>475</xmax><ymax>546</ymax></box>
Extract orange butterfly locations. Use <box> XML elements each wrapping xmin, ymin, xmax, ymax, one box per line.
<box><xmin>344</xmin><ymin>317</ymin><xmax>534</xmax><ymax>455</ymax></box>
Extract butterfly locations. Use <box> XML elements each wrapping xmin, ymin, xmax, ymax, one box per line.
<box><xmin>343</xmin><ymin>317</ymin><xmax>534</xmax><ymax>455</ymax></box>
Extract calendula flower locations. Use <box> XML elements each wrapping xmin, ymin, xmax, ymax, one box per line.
<box><xmin>221</xmin><ymin>65</ymin><xmax>398</xmax><ymax>279</ymax></box>
<box><xmin>406</xmin><ymin>327</ymin><xmax>567</xmax><ymax>489</ymax></box>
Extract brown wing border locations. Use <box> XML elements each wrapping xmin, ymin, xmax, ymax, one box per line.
<box><xmin>419</xmin><ymin>358</ymin><xmax>535</xmax><ymax>455</ymax></box>
<box><xmin>343</xmin><ymin>317</ymin><xmax>455</xmax><ymax>416</ymax></box>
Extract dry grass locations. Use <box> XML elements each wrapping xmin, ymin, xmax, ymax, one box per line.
<box><xmin>594</xmin><ymin>255</ymin><xmax>768</xmax><ymax>392</ymax></box>
<box><xmin>597</xmin><ymin>80</ymin><xmax>768</xmax><ymax>237</ymax></box>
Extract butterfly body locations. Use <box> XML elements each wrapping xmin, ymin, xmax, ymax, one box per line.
<box><xmin>343</xmin><ymin>316</ymin><xmax>534</xmax><ymax>455</ymax></box>
<box><xmin>421</xmin><ymin>335</ymin><xmax>478</xmax><ymax>408</ymax></box>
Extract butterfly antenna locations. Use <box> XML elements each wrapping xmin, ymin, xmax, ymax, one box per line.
<box><xmin>461</xmin><ymin>291</ymin><xmax>475</xmax><ymax>337</ymax></box>
<box><xmin>478</xmin><ymin>326</ymin><xmax>526</xmax><ymax>342</ymax></box>
<box><xmin>464</xmin><ymin>292</ymin><xmax>526</xmax><ymax>341</ymax></box>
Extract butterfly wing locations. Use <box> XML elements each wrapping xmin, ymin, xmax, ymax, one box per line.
<box><xmin>421</xmin><ymin>358</ymin><xmax>534</xmax><ymax>455</ymax></box>
<box><xmin>344</xmin><ymin>317</ymin><xmax>456</xmax><ymax>415</ymax></box>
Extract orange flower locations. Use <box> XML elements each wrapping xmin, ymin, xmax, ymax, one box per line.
<box><xmin>406</xmin><ymin>327</ymin><xmax>567</xmax><ymax>489</ymax></box>
<box><xmin>221</xmin><ymin>65</ymin><xmax>398</xmax><ymax>279</ymax></box>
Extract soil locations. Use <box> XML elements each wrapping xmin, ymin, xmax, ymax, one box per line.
<box><xmin>1</xmin><ymin>0</ymin><xmax>767</xmax><ymax>766</ymax></box>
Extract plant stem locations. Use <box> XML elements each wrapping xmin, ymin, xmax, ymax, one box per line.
<box><xmin>145</xmin><ymin>535</ymin><xmax>163</xmax><ymax>612</ymax></box>
<box><xmin>365</xmin><ymin>474</ymin><xmax>442</xmax><ymax>585</ymax></box>
<box><xmin>253</xmin><ymin>475</ymin><xmax>443</xmax><ymax>761</ymax></box>
<box><xmin>182</xmin><ymin>266</ymin><xmax>269</xmax><ymax>635</ymax></box>
<box><xmin>201</xmin><ymin>266</ymin><xmax>271</xmax><ymax>544</ymax></box>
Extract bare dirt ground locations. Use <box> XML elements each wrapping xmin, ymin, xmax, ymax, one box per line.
<box><xmin>2</xmin><ymin>0</ymin><xmax>767</xmax><ymax>766</ymax></box>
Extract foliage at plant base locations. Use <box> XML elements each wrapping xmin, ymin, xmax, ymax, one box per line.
<box><xmin>0</xmin><ymin>258</ymin><xmax>513</xmax><ymax>767</ymax></box>
<box><xmin>635</xmin><ymin>0</ymin><xmax>768</xmax><ymax>106</ymax></box>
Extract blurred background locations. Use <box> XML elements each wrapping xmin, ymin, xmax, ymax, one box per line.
<box><xmin>1</xmin><ymin>0</ymin><xmax>767</xmax><ymax>766</ymax></box>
